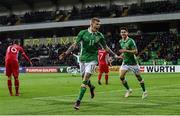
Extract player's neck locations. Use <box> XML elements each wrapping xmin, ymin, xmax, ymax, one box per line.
<box><xmin>88</xmin><ymin>27</ymin><xmax>96</xmax><ymax>33</ymax></box>
<box><xmin>123</xmin><ymin>36</ymin><xmax>129</xmax><ymax>41</ymax></box>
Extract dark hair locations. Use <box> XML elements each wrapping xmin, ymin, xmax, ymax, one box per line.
<box><xmin>13</xmin><ymin>40</ymin><xmax>19</xmax><ymax>44</ymax></box>
<box><xmin>120</xmin><ymin>27</ymin><xmax>128</xmax><ymax>32</ymax></box>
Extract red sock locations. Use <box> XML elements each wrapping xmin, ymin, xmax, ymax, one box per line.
<box><xmin>105</xmin><ymin>75</ymin><xmax>108</xmax><ymax>84</ymax></box>
<box><xmin>7</xmin><ymin>80</ymin><xmax>13</xmax><ymax>95</ymax></box>
<box><xmin>98</xmin><ymin>73</ymin><xmax>102</xmax><ymax>81</ymax></box>
<box><xmin>14</xmin><ymin>79</ymin><xmax>19</xmax><ymax>95</ymax></box>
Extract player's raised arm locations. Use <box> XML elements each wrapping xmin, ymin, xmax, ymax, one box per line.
<box><xmin>105</xmin><ymin>46</ymin><xmax>117</xmax><ymax>57</ymax></box>
<box><xmin>59</xmin><ymin>42</ymin><xmax>78</xmax><ymax>60</ymax></box>
<box><xmin>59</xmin><ymin>28</ymin><xmax>85</xmax><ymax>60</ymax></box>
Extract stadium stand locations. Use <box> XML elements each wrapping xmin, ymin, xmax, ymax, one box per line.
<box><xmin>0</xmin><ymin>29</ymin><xmax>179</xmax><ymax>66</ymax></box>
<box><xmin>0</xmin><ymin>0</ymin><xmax>180</xmax><ymax>26</ymax></box>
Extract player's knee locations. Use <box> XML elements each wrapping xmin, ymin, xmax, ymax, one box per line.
<box><xmin>120</xmin><ymin>77</ymin><xmax>124</xmax><ymax>81</ymax></box>
<box><xmin>14</xmin><ymin>76</ymin><xmax>18</xmax><ymax>80</ymax></box>
<box><xmin>120</xmin><ymin>77</ymin><xmax>126</xmax><ymax>83</ymax></box>
<box><xmin>81</xmin><ymin>84</ymin><xmax>87</xmax><ymax>88</ymax></box>
<box><xmin>81</xmin><ymin>80</ymin><xmax>88</xmax><ymax>87</ymax></box>
<box><xmin>82</xmin><ymin>80</ymin><xmax>88</xmax><ymax>84</ymax></box>
<box><xmin>136</xmin><ymin>75</ymin><xmax>143</xmax><ymax>82</ymax></box>
<box><xmin>120</xmin><ymin>75</ymin><xmax>125</xmax><ymax>80</ymax></box>
<box><xmin>139</xmin><ymin>79</ymin><xmax>144</xmax><ymax>83</ymax></box>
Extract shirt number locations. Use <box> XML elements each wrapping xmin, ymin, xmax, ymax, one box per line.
<box><xmin>8</xmin><ymin>47</ymin><xmax>17</xmax><ymax>54</ymax></box>
<box><xmin>89</xmin><ymin>40</ymin><xmax>95</xmax><ymax>46</ymax></box>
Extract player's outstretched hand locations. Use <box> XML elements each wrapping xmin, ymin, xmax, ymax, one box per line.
<box><xmin>30</xmin><ymin>61</ymin><xmax>33</xmax><ymax>67</ymax></box>
<box><xmin>109</xmin><ymin>63</ymin><xmax>112</xmax><ymax>67</ymax></box>
<box><xmin>117</xmin><ymin>55</ymin><xmax>124</xmax><ymax>59</ymax></box>
<box><xmin>59</xmin><ymin>52</ymin><xmax>66</xmax><ymax>60</ymax></box>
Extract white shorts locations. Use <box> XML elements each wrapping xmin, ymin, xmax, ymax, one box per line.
<box><xmin>120</xmin><ymin>64</ymin><xmax>140</xmax><ymax>74</ymax></box>
<box><xmin>79</xmin><ymin>61</ymin><xmax>97</xmax><ymax>75</ymax></box>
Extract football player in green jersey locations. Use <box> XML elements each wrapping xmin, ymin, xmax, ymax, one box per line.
<box><xmin>59</xmin><ymin>17</ymin><xmax>119</xmax><ymax>110</ymax></box>
<box><xmin>119</xmin><ymin>27</ymin><xmax>147</xmax><ymax>99</ymax></box>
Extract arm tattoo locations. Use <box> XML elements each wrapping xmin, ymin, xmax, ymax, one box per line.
<box><xmin>65</xmin><ymin>43</ymin><xmax>77</xmax><ymax>55</ymax></box>
<box><xmin>106</xmin><ymin>46</ymin><xmax>118</xmax><ymax>58</ymax></box>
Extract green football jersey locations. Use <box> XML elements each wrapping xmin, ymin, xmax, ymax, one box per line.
<box><xmin>119</xmin><ymin>37</ymin><xmax>138</xmax><ymax>65</ymax></box>
<box><xmin>76</xmin><ymin>29</ymin><xmax>106</xmax><ymax>62</ymax></box>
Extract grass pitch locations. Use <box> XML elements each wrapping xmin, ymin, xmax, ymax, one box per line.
<box><xmin>0</xmin><ymin>72</ymin><xmax>180</xmax><ymax>115</ymax></box>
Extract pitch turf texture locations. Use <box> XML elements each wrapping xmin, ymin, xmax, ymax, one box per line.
<box><xmin>0</xmin><ymin>72</ymin><xmax>180</xmax><ymax>115</ymax></box>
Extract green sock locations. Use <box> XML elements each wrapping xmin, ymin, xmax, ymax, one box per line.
<box><xmin>77</xmin><ymin>87</ymin><xmax>87</xmax><ymax>101</ymax></box>
<box><xmin>140</xmin><ymin>83</ymin><xmax>146</xmax><ymax>92</ymax></box>
<box><xmin>123</xmin><ymin>81</ymin><xmax>130</xmax><ymax>90</ymax></box>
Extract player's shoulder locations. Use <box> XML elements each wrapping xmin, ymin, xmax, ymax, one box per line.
<box><xmin>79</xmin><ymin>29</ymin><xmax>88</xmax><ymax>34</ymax></box>
<box><xmin>98</xmin><ymin>49</ymin><xmax>103</xmax><ymax>53</ymax></box>
<box><xmin>128</xmin><ymin>37</ymin><xmax>137</xmax><ymax>46</ymax></box>
<box><xmin>129</xmin><ymin>37</ymin><xmax>136</xmax><ymax>43</ymax></box>
<box><xmin>97</xmin><ymin>31</ymin><xmax>104</xmax><ymax>37</ymax></box>
<box><xmin>98</xmin><ymin>49</ymin><xmax>106</xmax><ymax>53</ymax></box>
<box><xmin>128</xmin><ymin>37</ymin><xmax>134</xmax><ymax>41</ymax></box>
<box><xmin>14</xmin><ymin>44</ymin><xmax>23</xmax><ymax>49</ymax></box>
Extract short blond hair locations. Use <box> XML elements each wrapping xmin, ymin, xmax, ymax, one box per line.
<box><xmin>90</xmin><ymin>17</ymin><xmax>100</xmax><ymax>25</ymax></box>
<box><xmin>91</xmin><ymin>17</ymin><xmax>100</xmax><ymax>22</ymax></box>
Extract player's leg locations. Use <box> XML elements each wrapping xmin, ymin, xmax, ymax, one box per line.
<box><xmin>135</xmin><ymin>73</ymin><xmax>147</xmax><ymax>99</ymax></box>
<box><xmin>80</xmin><ymin>62</ymin><xmax>93</xmax><ymax>89</ymax></box>
<box><xmin>120</xmin><ymin>65</ymin><xmax>132</xmax><ymax>97</ymax></box>
<box><xmin>135</xmin><ymin>74</ymin><xmax>146</xmax><ymax>92</ymax></box>
<box><xmin>85</xmin><ymin>61</ymin><xmax>96</xmax><ymax>98</ymax></box>
<box><xmin>14</xmin><ymin>77</ymin><xmax>19</xmax><ymax>96</ymax></box>
<box><xmin>80</xmin><ymin>62</ymin><xmax>85</xmax><ymax>80</ymax></box>
<box><xmin>7</xmin><ymin>76</ymin><xmax>13</xmax><ymax>96</ymax></box>
<box><xmin>74</xmin><ymin>64</ymin><xmax>85</xmax><ymax>110</ymax></box>
<box><xmin>79</xmin><ymin>62</ymin><xmax>96</xmax><ymax>98</ymax></box>
<box><xmin>104</xmin><ymin>65</ymin><xmax>109</xmax><ymax>85</ymax></box>
<box><xmin>105</xmin><ymin>72</ymin><xmax>108</xmax><ymax>85</ymax></box>
<box><xmin>12</xmin><ymin>61</ymin><xmax>20</xmax><ymax>96</ymax></box>
<box><xmin>5</xmin><ymin>61</ymin><xmax>13</xmax><ymax>96</ymax></box>
<box><xmin>74</xmin><ymin>73</ymin><xmax>91</xmax><ymax>110</ymax></box>
<box><xmin>131</xmin><ymin>65</ymin><xmax>147</xmax><ymax>99</ymax></box>
<box><xmin>97</xmin><ymin>65</ymin><xmax>102</xmax><ymax>85</ymax></box>
<box><xmin>74</xmin><ymin>61</ymin><xmax>96</xmax><ymax>110</ymax></box>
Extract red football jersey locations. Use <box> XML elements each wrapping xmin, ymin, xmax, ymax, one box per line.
<box><xmin>98</xmin><ymin>49</ymin><xmax>109</xmax><ymax>65</ymax></box>
<box><xmin>5</xmin><ymin>44</ymin><xmax>31</xmax><ymax>62</ymax></box>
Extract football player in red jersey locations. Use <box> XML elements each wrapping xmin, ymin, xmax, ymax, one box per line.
<box><xmin>5</xmin><ymin>40</ymin><xmax>32</xmax><ymax>96</ymax></box>
<box><xmin>97</xmin><ymin>48</ymin><xmax>112</xmax><ymax>85</ymax></box>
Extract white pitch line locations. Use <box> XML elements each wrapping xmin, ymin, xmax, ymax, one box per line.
<box><xmin>32</xmin><ymin>84</ymin><xmax>180</xmax><ymax>100</ymax></box>
<box><xmin>33</xmin><ymin>97</ymin><xmax>159</xmax><ymax>106</ymax></box>
<box><xmin>32</xmin><ymin>84</ymin><xmax>180</xmax><ymax>107</ymax></box>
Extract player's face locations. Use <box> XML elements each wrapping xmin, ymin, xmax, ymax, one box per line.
<box><xmin>120</xmin><ymin>30</ymin><xmax>128</xmax><ymax>39</ymax></box>
<box><xmin>91</xmin><ymin>21</ymin><xmax>101</xmax><ymax>32</ymax></box>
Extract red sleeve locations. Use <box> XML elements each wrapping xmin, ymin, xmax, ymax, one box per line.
<box><xmin>19</xmin><ymin>46</ymin><xmax>31</xmax><ymax>63</ymax></box>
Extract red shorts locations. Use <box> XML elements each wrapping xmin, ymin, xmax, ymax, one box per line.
<box><xmin>5</xmin><ymin>60</ymin><xmax>19</xmax><ymax>78</ymax></box>
<box><xmin>99</xmin><ymin>64</ymin><xmax>109</xmax><ymax>73</ymax></box>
